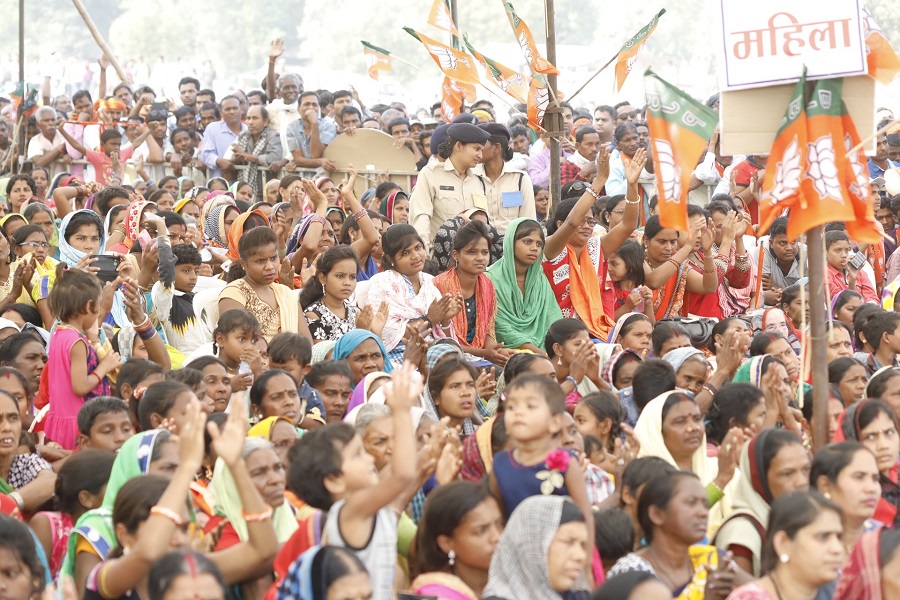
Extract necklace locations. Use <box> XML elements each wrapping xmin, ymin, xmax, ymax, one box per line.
<box><xmin>647</xmin><ymin>546</ymin><xmax>693</xmax><ymax>591</ymax></box>
<box><xmin>769</xmin><ymin>574</ymin><xmax>786</xmax><ymax>600</ymax></box>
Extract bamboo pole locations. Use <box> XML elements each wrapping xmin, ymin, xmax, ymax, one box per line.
<box><xmin>806</xmin><ymin>226</ymin><xmax>830</xmax><ymax>451</ymax></box>
<box><xmin>70</xmin><ymin>0</ymin><xmax>128</xmax><ymax>84</ymax></box>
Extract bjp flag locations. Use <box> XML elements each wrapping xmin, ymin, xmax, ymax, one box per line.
<box><xmin>427</xmin><ymin>0</ymin><xmax>459</xmax><ymax>37</ymax></box>
<box><xmin>463</xmin><ymin>34</ymin><xmax>528</xmax><ymax>104</ymax></box>
<box><xmin>792</xmin><ymin>78</ymin><xmax>857</xmax><ymax>241</ymax></box>
<box><xmin>361</xmin><ymin>42</ymin><xmax>392</xmax><ymax>81</ymax></box>
<box><xmin>840</xmin><ymin>100</ymin><xmax>881</xmax><ymax>245</ymax></box>
<box><xmin>861</xmin><ymin>6</ymin><xmax>900</xmax><ymax>85</ymax></box>
<box><xmin>757</xmin><ymin>70</ymin><xmax>808</xmax><ymax>237</ymax></box>
<box><xmin>615</xmin><ymin>9</ymin><xmax>666</xmax><ymax>92</ymax></box>
<box><xmin>404</xmin><ymin>27</ymin><xmax>481</xmax><ymax>86</ymax></box>
<box><xmin>9</xmin><ymin>82</ymin><xmax>39</xmax><ymax>118</ymax></box>
<box><xmin>441</xmin><ymin>77</ymin><xmax>476</xmax><ymax>122</ymax></box>
<box><xmin>643</xmin><ymin>70</ymin><xmax>718</xmax><ymax>233</ymax></box>
<box><xmin>502</xmin><ymin>2</ymin><xmax>558</xmax><ymax>76</ymax></box>
<box><xmin>526</xmin><ymin>74</ymin><xmax>551</xmax><ymax>130</ymax></box>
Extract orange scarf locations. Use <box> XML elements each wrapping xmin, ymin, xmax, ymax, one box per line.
<box><xmin>567</xmin><ymin>244</ymin><xmax>614</xmax><ymax>339</ymax></box>
<box><xmin>434</xmin><ymin>269</ymin><xmax>497</xmax><ymax>349</ymax></box>
<box><xmin>869</xmin><ymin>243</ymin><xmax>886</xmax><ymax>296</ymax></box>
<box><xmin>226</xmin><ymin>209</ymin><xmax>270</xmax><ymax>261</ymax></box>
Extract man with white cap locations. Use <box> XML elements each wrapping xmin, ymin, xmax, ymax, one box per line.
<box><xmin>410</xmin><ymin>122</ymin><xmax>490</xmax><ymax>249</ymax></box>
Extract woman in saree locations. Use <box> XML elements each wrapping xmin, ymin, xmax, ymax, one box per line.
<box><xmin>224</xmin><ymin>208</ymin><xmax>271</xmax><ymax>265</ymax></box>
<box><xmin>432</xmin><ymin>208</ymin><xmax>503</xmax><ymax>272</ymax></box>
<box><xmin>380</xmin><ymin>189</ymin><xmax>410</xmax><ymax>224</ymax></box>
<box><xmin>485</xmin><ymin>217</ymin><xmax>562</xmax><ymax>353</ymax></box>
<box><xmin>542</xmin><ymin>146</ymin><xmax>643</xmax><ymax>341</ymax></box>
<box><xmin>641</xmin><ymin>213</ymin><xmax>717</xmax><ymax>321</ymax></box>
<box><xmin>608</xmin><ymin>470</ymin><xmax>750</xmax><ymax>599</ymax></box>
<box><xmin>834</xmin><ymin>528</ymin><xmax>900</xmax><ymax>600</ymax></box>
<box><xmin>106</xmin><ymin>199</ymin><xmax>157</xmax><ymax>255</ymax></box>
<box><xmin>434</xmin><ymin>220</ymin><xmax>511</xmax><ymax>365</ymax></box>
<box><xmin>62</xmin><ymin>429</ymin><xmax>179</xmax><ymax>590</ymax></box>
<box><xmin>411</xmin><ymin>481</ymin><xmax>504</xmax><ymax>599</ymax></box>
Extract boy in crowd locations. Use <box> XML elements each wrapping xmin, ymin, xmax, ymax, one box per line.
<box><xmin>268</xmin><ymin>332</ymin><xmax>327</xmax><ymax>428</ymax></box>
<box><xmin>76</xmin><ymin>397</ymin><xmax>134</xmax><ymax>452</ymax></box>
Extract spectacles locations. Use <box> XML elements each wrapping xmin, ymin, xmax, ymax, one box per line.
<box><xmin>20</xmin><ymin>241</ymin><xmax>49</xmax><ymax>249</ymax></box>
<box><xmin>581</xmin><ymin>219</ymin><xmax>598</xmax><ymax>228</ymax></box>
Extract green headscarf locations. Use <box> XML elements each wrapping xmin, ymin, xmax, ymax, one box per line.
<box><xmin>60</xmin><ymin>429</ymin><xmax>172</xmax><ymax>578</ymax></box>
<box><xmin>485</xmin><ymin>218</ymin><xmax>562</xmax><ymax>348</ymax></box>
<box><xmin>210</xmin><ymin>437</ymin><xmax>298</xmax><ymax>543</ymax></box>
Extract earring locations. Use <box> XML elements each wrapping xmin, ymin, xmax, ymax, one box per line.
<box><xmin>779</xmin><ymin>553</ymin><xmax>790</xmax><ymax>564</ymax></box>
<box><xmin>448</xmin><ymin>549</ymin><xmax>456</xmax><ymax>567</ymax></box>
<box><xmin>321</xmin><ymin>282</ymin><xmax>325</xmax><ymax>295</ymax></box>
<box><xmin>823</xmin><ymin>492</ymin><xmax>831</xmax><ymax>500</ymax></box>
<box><xmin>558</xmin><ymin>356</ymin><xmax>562</xmax><ymax>366</ymax></box>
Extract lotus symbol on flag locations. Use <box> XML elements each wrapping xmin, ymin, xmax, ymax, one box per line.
<box><xmin>807</xmin><ymin>136</ymin><xmax>843</xmax><ymax>202</ymax></box>
<box><xmin>771</xmin><ymin>137</ymin><xmax>802</xmax><ymax>202</ymax></box>
<box><xmin>427</xmin><ymin>45</ymin><xmax>458</xmax><ymax>71</ymax></box>
<box><xmin>365</xmin><ymin>53</ymin><xmax>378</xmax><ymax>69</ymax></box>
<box><xmin>626</xmin><ymin>55</ymin><xmax>638</xmax><ymax>73</ymax></box>
<box><xmin>654</xmin><ymin>139</ymin><xmax>681</xmax><ymax>203</ymax></box>
<box><xmin>844</xmin><ymin>133</ymin><xmax>869</xmax><ymax>198</ymax></box>
<box><xmin>519</xmin><ymin>32</ymin><xmax>535</xmax><ymax>64</ymax></box>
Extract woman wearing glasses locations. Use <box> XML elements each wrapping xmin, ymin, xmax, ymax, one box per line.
<box><xmin>9</xmin><ymin>224</ymin><xmax>56</xmax><ymax>304</ymax></box>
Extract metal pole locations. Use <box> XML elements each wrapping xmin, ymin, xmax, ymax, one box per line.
<box><xmin>450</xmin><ymin>0</ymin><xmax>460</xmax><ymax>49</ymax></box>
<box><xmin>806</xmin><ymin>225</ymin><xmax>830</xmax><ymax>451</ymax></box>
<box><xmin>17</xmin><ymin>0</ymin><xmax>25</xmax><ymax>174</ymax></box>
<box><xmin>545</xmin><ymin>0</ymin><xmax>561</xmax><ymax>206</ymax></box>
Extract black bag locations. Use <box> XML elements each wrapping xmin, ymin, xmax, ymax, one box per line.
<box><xmin>658</xmin><ymin>317</ymin><xmax>717</xmax><ymax>349</ymax></box>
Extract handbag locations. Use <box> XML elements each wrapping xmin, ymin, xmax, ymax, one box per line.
<box><xmin>658</xmin><ymin>317</ymin><xmax>717</xmax><ymax>349</ymax></box>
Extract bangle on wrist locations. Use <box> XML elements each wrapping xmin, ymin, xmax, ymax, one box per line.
<box><xmin>242</xmin><ymin>505</ymin><xmax>274</xmax><ymax>522</ymax></box>
<box><xmin>584</xmin><ymin>187</ymin><xmax>600</xmax><ymax>200</ymax></box>
<box><xmin>8</xmin><ymin>491</ymin><xmax>24</xmax><ymax>511</ymax></box>
<box><xmin>624</xmin><ymin>196</ymin><xmax>641</xmax><ymax>205</ymax></box>
<box><xmin>150</xmin><ymin>506</ymin><xmax>185</xmax><ymax>526</ymax></box>
<box><xmin>564</xmin><ymin>376</ymin><xmax>579</xmax><ymax>387</ymax></box>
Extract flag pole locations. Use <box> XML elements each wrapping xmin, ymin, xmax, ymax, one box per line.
<box><xmin>545</xmin><ymin>0</ymin><xmax>562</xmax><ymax>206</ymax></box>
<box><xmin>565</xmin><ymin>53</ymin><xmax>618</xmax><ymax>103</ymax></box>
<box><xmin>806</xmin><ymin>225</ymin><xmax>830</xmax><ymax>451</ymax></box>
<box><xmin>389</xmin><ymin>55</ymin><xmax>425</xmax><ymax>71</ymax></box>
<box><xmin>846</xmin><ymin>120</ymin><xmax>894</xmax><ymax>157</ymax></box>
<box><xmin>70</xmin><ymin>0</ymin><xmax>129</xmax><ymax>84</ymax></box>
<box><xmin>17</xmin><ymin>0</ymin><xmax>25</xmax><ymax>174</ymax></box>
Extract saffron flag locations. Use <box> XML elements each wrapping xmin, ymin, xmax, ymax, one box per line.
<box><xmin>792</xmin><ymin>78</ymin><xmax>858</xmax><ymax>241</ymax></box>
<box><xmin>361</xmin><ymin>41</ymin><xmax>392</xmax><ymax>81</ymax></box>
<box><xmin>615</xmin><ymin>9</ymin><xmax>666</xmax><ymax>92</ymax></box>
<box><xmin>757</xmin><ymin>69</ymin><xmax>808</xmax><ymax>237</ymax></box>
<box><xmin>463</xmin><ymin>34</ymin><xmax>528</xmax><ymax>104</ymax></box>
<box><xmin>861</xmin><ymin>6</ymin><xmax>900</xmax><ymax>85</ymax></box>
<box><xmin>441</xmin><ymin>76</ymin><xmax>470</xmax><ymax>122</ymax></box>
<box><xmin>527</xmin><ymin>74</ymin><xmax>551</xmax><ymax>130</ymax></box>
<box><xmin>840</xmin><ymin>96</ymin><xmax>881</xmax><ymax>245</ymax></box>
<box><xmin>9</xmin><ymin>82</ymin><xmax>39</xmax><ymax>118</ymax></box>
<box><xmin>502</xmin><ymin>2</ymin><xmax>559</xmax><ymax>76</ymax></box>
<box><xmin>404</xmin><ymin>27</ymin><xmax>481</xmax><ymax>86</ymax></box>
<box><xmin>427</xmin><ymin>0</ymin><xmax>459</xmax><ymax>37</ymax></box>
<box><xmin>644</xmin><ymin>70</ymin><xmax>718</xmax><ymax>233</ymax></box>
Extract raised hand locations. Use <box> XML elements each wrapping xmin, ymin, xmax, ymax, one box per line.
<box><xmin>279</xmin><ymin>257</ymin><xmax>294</xmax><ymax>289</ymax></box>
<box><xmin>383</xmin><ymin>361</ymin><xmax>424</xmax><ymax>412</ymax></box>
<box><xmin>594</xmin><ymin>143</ymin><xmax>611</xmax><ymax>187</ymax></box>
<box><xmin>700</xmin><ymin>219</ymin><xmax>716</xmax><ymax>253</ymax></box>
<box><xmin>269</xmin><ymin>38</ymin><xmax>284</xmax><ymax>60</ymax></box>
<box><xmin>207</xmin><ymin>401</ymin><xmax>247</xmax><ymax>467</ymax></box>
<box><xmin>301</xmin><ymin>178</ymin><xmax>327</xmax><ymax>208</ymax></box>
<box><xmin>177</xmin><ymin>399</ymin><xmax>207</xmax><ymax>472</ymax></box>
<box><xmin>624</xmin><ymin>147</ymin><xmax>647</xmax><ymax>185</ymax></box>
<box><xmin>475</xmin><ymin>368</ymin><xmax>497</xmax><ymax>400</ymax></box>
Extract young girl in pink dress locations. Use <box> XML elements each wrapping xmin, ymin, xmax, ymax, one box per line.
<box><xmin>44</xmin><ymin>266</ymin><xmax>121</xmax><ymax>449</ymax></box>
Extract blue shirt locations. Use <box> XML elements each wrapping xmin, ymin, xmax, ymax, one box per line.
<box><xmin>868</xmin><ymin>157</ymin><xmax>897</xmax><ymax>179</ymax></box>
<box><xmin>200</xmin><ymin>120</ymin><xmax>247</xmax><ymax>178</ymax></box>
<box><xmin>284</xmin><ymin>117</ymin><xmax>337</xmax><ymax>159</ymax></box>
<box><xmin>298</xmin><ymin>379</ymin><xmax>326</xmax><ymax>423</ymax></box>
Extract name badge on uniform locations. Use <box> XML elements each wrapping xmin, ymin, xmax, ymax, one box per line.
<box><xmin>472</xmin><ymin>193</ymin><xmax>488</xmax><ymax>210</ymax></box>
<box><xmin>502</xmin><ymin>191</ymin><xmax>524</xmax><ymax>208</ymax></box>
<box><xmin>439</xmin><ymin>185</ymin><xmax>455</xmax><ymax>191</ymax></box>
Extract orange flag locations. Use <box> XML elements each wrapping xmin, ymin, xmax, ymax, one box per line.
<box><xmin>404</xmin><ymin>27</ymin><xmax>481</xmax><ymax>86</ymax></box>
<box><xmin>502</xmin><ymin>2</ymin><xmax>559</xmax><ymax>76</ymax></box>
<box><xmin>527</xmin><ymin>74</ymin><xmax>551</xmax><ymax>130</ymax></box>
<box><xmin>840</xmin><ymin>97</ymin><xmax>881</xmax><ymax>244</ymax></box>
<box><xmin>615</xmin><ymin>9</ymin><xmax>666</xmax><ymax>92</ymax></box>
<box><xmin>441</xmin><ymin>77</ymin><xmax>476</xmax><ymax>122</ymax></box>
<box><xmin>644</xmin><ymin>70</ymin><xmax>718</xmax><ymax>233</ymax></box>
<box><xmin>861</xmin><ymin>6</ymin><xmax>900</xmax><ymax>85</ymax></box>
<box><xmin>463</xmin><ymin>34</ymin><xmax>529</xmax><ymax>104</ymax></box>
<box><xmin>361</xmin><ymin>42</ymin><xmax>392</xmax><ymax>81</ymax></box>
<box><xmin>427</xmin><ymin>0</ymin><xmax>459</xmax><ymax>37</ymax></box>
<box><xmin>757</xmin><ymin>69</ymin><xmax>808</xmax><ymax>237</ymax></box>
<box><xmin>792</xmin><ymin>78</ymin><xmax>857</xmax><ymax>241</ymax></box>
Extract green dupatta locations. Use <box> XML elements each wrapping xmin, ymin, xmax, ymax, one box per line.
<box><xmin>485</xmin><ymin>217</ymin><xmax>562</xmax><ymax>349</ymax></box>
<box><xmin>60</xmin><ymin>429</ymin><xmax>169</xmax><ymax>578</ymax></box>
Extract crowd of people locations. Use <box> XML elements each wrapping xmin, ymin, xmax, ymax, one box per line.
<box><xmin>2</xmin><ymin>41</ymin><xmax>900</xmax><ymax>600</ymax></box>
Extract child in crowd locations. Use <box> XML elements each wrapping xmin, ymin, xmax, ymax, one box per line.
<box><xmin>55</xmin><ymin>122</ymin><xmax>162</xmax><ymax>186</ymax></box>
<box><xmin>137</xmin><ymin>380</ymin><xmax>199</xmax><ymax>433</ymax></box>
<box><xmin>150</xmin><ymin>216</ymin><xmax>210</xmax><ymax>354</ymax></box>
<box><xmin>299</xmin><ymin>247</ymin><xmax>360</xmax><ymax>344</ymax></box>
<box><xmin>287</xmin><ymin>363</ymin><xmax>421</xmax><ymax>600</ymax></box>
<box><xmin>267</xmin><ymin>331</ymin><xmax>327</xmax><ymax>426</ymax></box>
<box><xmin>605</xmin><ymin>240</ymin><xmax>655</xmax><ymax>321</ymax></box>
<box><xmin>76</xmin><ymin>397</ymin><xmax>135</xmax><ymax>452</ymax></box>
<box><xmin>489</xmin><ymin>373</ymin><xmax>593</xmax><ymax>525</ymax></box>
<box><xmin>30</xmin><ymin>449</ymin><xmax>116</xmax><ymax>578</ymax></box>
<box><xmin>44</xmin><ymin>266</ymin><xmax>120</xmax><ymax>449</ymax></box>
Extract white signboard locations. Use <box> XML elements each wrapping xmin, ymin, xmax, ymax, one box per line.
<box><xmin>719</xmin><ymin>0</ymin><xmax>867</xmax><ymax>90</ymax></box>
